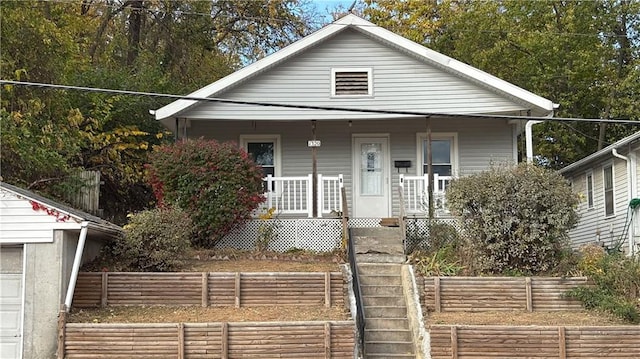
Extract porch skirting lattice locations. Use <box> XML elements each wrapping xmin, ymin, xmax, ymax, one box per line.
<box><xmin>217</xmin><ymin>219</ymin><xmax>344</xmax><ymax>252</ymax></box>
<box><xmin>217</xmin><ymin>217</ymin><xmax>463</xmax><ymax>252</ymax></box>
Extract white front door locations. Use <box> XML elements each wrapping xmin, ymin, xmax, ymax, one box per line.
<box><xmin>353</xmin><ymin>136</ymin><xmax>390</xmax><ymax>217</ymax></box>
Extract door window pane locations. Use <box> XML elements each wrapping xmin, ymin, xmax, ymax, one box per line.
<box><xmin>360</xmin><ymin>143</ymin><xmax>382</xmax><ymax>195</ymax></box>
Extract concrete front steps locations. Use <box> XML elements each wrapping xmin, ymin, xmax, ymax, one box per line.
<box><xmin>352</xmin><ymin>226</ymin><xmax>416</xmax><ymax>358</ymax></box>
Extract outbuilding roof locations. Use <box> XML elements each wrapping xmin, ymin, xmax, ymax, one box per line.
<box><xmin>0</xmin><ymin>182</ymin><xmax>122</xmax><ymax>236</ymax></box>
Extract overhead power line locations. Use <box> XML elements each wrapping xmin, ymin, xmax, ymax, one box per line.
<box><xmin>1</xmin><ymin>80</ymin><xmax>638</xmax><ymax>124</ymax></box>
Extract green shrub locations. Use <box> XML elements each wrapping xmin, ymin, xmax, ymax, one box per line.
<box><xmin>146</xmin><ymin>139</ymin><xmax>265</xmax><ymax>247</ymax></box>
<box><xmin>410</xmin><ymin>246</ymin><xmax>464</xmax><ymax>276</ymax></box>
<box><xmin>446</xmin><ymin>163</ymin><xmax>579</xmax><ymax>274</ymax></box>
<box><xmin>406</xmin><ymin>220</ymin><xmax>466</xmax><ymax>276</ymax></box>
<box><xmin>567</xmin><ymin>245</ymin><xmax>640</xmax><ymax>323</ymax></box>
<box><xmin>112</xmin><ymin>207</ymin><xmax>193</xmax><ymax>271</ymax></box>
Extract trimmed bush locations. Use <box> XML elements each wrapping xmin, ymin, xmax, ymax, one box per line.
<box><xmin>147</xmin><ymin>139</ymin><xmax>265</xmax><ymax>247</ymax></box>
<box><xmin>446</xmin><ymin>163</ymin><xmax>579</xmax><ymax>274</ymax></box>
<box><xmin>113</xmin><ymin>207</ymin><xmax>193</xmax><ymax>271</ymax></box>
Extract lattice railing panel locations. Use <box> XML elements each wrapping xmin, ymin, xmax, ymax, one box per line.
<box><xmin>404</xmin><ymin>217</ymin><xmax>464</xmax><ymax>253</ymax></box>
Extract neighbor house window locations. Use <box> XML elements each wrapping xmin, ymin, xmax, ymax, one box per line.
<box><xmin>418</xmin><ymin>133</ymin><xmax>457</xmax><ymax>191</ymax></box>
<box><xmin>586</xmin><ymin>172</ymin><xmax>594</xmax><ymax>209</ymax></box>
<box><xmin>240</xmin><ymin>135</ymin><xmax>281</xmax><ymax>190</ymax></box>
<box><xmin>331</xmin><ymin>68</ymin><xmax>372</xmax><ymax>96</ymax></box>
<box><xmin>603</xmin><ymin>165</ymin><xmax>614</xmax><ymax>216</ymax></box>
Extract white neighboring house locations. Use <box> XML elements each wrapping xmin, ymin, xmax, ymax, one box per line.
<box><xmin>153</xmin><ymin>14</ymin><xmax>557</xmax><ymax>250</ymax></box>
<box><xmin>560</xmin><ymin>131</ymin><xmax>640</xmax><ymax>255</ymax></box>
<box><xmin>0</xmin><ymin>182</ymin><xmax>121</xmax><ymax>359</ymax></box>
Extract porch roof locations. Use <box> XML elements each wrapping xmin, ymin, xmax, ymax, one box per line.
<box><xmin>154</xmin><ymin>14</ymin><xmax>556</xmax><ymax>123</ymax></box>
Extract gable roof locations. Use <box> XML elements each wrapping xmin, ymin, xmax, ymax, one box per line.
<box><xmin>560</xmin><ymin>131</ymin><xmax>640</xmax><ymax>174</ymax></box>
<box><xmin>154</xmin><ymin>14</ymin><xmax>556</xmax><ymax>122</ymax></box>
<box><xmin>0</xmin><ymin>182</ymin><xmax>122</xmax><ymax>236</ymax></box>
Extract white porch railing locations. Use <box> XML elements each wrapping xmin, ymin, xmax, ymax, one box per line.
<box><xmin>399</xmin><ymin>174</ymin><xmax>452</xmax><ymax>215</ymax></box>
<box><xmin>263</xmin><ymin>174</ymin><xmax>343</xmax><ymax>218</ymax></box>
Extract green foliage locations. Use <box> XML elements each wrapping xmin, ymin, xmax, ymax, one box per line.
<box><xmin>410</xmin><ymin>247</ymin><xmax>464</xmax><ymax>277</ymax></box>
<box><xmin>256</xmin><ymin>207</ymin><xmax>280</xmax><ymax>252</ymax></box>
<box><xmin>0</xmin><ymin>0</ymin><xmax>313</xmax><ymax>222</ymax></box>
<box><xmin>446</xmin><ymin>163</ymin><xmax>579</xmax><ymax>274</ymax></box>
<box><xmin>406</xmin><ymin>220</ymin><xmax>465</xmax><ymax>276</ymax></box>
<box><xmin>112</xmin><ymin>207</ymin><xmax>193</xmax><ymax>272</ymax></box>
<box><xmin>365</xmin><ymin>0</ymin><xmax>640</xmax><ymax>168</ymax></box>
<box><xmin>567</xmin><ymin>245</ymin><xmax>640</xmax><ymax>323</ymax></box>
<box><xmin>147</xmin><ymin>139</ymin><xmax>266</xmax><ymax>247</ymax></box>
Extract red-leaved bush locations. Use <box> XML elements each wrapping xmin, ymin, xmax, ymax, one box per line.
<box><xmin>147</xmin><ymin>139</ymin><xmax>265</xmax><ymax>247</ymax></box>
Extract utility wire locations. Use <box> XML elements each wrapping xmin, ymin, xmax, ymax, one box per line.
<box><xmin>2</xmin><ymin>80</ymin><xmax>639</xmax><ymax>124</ymax></box>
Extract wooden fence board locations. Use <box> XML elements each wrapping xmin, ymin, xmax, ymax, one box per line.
<box><xmin>423</xmin><ymin>277</ymin><xmax>589</xmax><ymax>312</ymax></box>
<box><xmin>63</xmin><ymin>321</ymin><xmax>354</xmax><ymax>359</ymax></box>
<box><xmin>74</xmin><ymin>272</ymin><xmax>344</xmax><ymax>308</ymax></box>
<box><xmin>430</xmin><ymin>325</ymin><xmax>640</xmax><ymax>358</ymax></box>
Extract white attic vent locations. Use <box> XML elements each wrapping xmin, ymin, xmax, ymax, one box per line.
<box><xmin>331</xmin><ymin>68</ymin><xmax>372</xmax><ymax>96</ymax></box>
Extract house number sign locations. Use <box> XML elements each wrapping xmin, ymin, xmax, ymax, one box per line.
<box><xmin>307</xmin><ymin>140</ymin><xmax>321</xmax><ymax>147</ymax></box>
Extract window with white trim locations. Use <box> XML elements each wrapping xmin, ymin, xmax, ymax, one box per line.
<box><xmin>240</xmin><ymin>134</ymin><xmax>281</xmax><ymax>183</ymax></box>
<box><xmin>586</xmin><ymin>171</ymin><xmax>594</xmax><ymax>209</ymax></box>
<box><xmin>603</xmin><ymin>165</ymin><xmax>614</xmax><ymax>216</ymax></box>
<box><xmin>331</xmin><ymin>68</ymin><xmax>372</xmax><ymax>96</ymax></box>
<box><xmin>417</xmin><ymin>133</ymin><xmax>457</xmax><ymax>190</ymax></box>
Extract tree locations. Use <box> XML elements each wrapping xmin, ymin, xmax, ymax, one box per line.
<box><xmin>0</xmin><ymin>0</ymin><xmax>314</xmax><ymax>222</ymax></box>
<box><xmin>364</xmin><ymin>0</ymin><xmax>640</xmax><ymax>168</ymax></box>
<box><xmin>146</xmin><ymin>139</ymin><xmax>265</xmax><ymax>247</ymax></box>
<box><xmin>446</xmin><ymin>164</ymin><xmax>579</xmax><ymax>274</ymax></box>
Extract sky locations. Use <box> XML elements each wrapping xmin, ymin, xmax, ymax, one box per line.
<box><xmin>310</xmin><ymin>0</ymin><xmax>355</xmax><ymax>23</ymax></box>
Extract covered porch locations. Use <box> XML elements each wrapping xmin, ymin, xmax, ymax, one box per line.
<box><xmin>257</xmin><ymin>173</ymin><xmax>450</xmax><ymax>219</ymax></box>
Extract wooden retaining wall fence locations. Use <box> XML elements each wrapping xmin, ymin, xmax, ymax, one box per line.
<box><xmin>430</xmin><ymin>325</ymin><xmax>640</xmax><ymax>358</ymax></box>
<box><xmin>422</xmin><ymin>277</ymin><xmax>588</xmax><ymax>312</ymax></box>
<box><xmin>62</xmin><ymin>321</ymin><xmax>355</xmax><ymax>359</ymax></box>
<box><xmin>73</xmin><ymin>272</ymin><xmax>344</xmax><ymax>308</ymax></box>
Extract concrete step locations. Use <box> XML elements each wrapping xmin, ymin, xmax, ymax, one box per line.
<box><xmin>365</xmin><ymin>318</ymin><xmax>410</xmax><ymax>330</ymax></box>
<box><xmin>366</xmin><ymin>353</ymin><xmax>415</xmax><ymax>358</ymax></box>
<box><xmin>354</xmin><ymin>242</ymin><xmax>404</xmax><ymax>255</ymax></box>
<box><xmin>357</xmin><ymin>263</ymin><xmax>402</xmax><ymax>276</ymax></box>
<box><xmin>364</xmin><ymin>305</ymin><xmax>407</xmax><ymax>318</ymax></box>
<box><xmin>366</xmin><ymin>341</ymin><xmax>414</xmax><ymax>355</ymax></box>
<box><xmin>361</xmin><ymin>284</ymin><xmax>404</xmax><ymax>296</ymax></box>
<box><xmin>362</xmin><ymin>295</ymin><xmax>406</xmax><ymax>307</ymax></box>
<box><xmin>351</xmin><ymin>227</ymin><xmax>404</xmax><ymax>239</ymax></box>
<box><xmin>356</xmin><ymin>253</ymin><xmax>406</xmax><ymax>263</ymax></box>
<box><xmin>365</xmin><ymin>328</ymin><xmax>413</xmax><ymax>342</ymax></box>
<box><xmin>365</xmin><ymin>328</ymin><xmax>412</xmax><ymax>342</ymax></box>
<box><xmin>359</xmin><ymin>274</ymin><xmax>402</xmax><ymax>286</ymax></box>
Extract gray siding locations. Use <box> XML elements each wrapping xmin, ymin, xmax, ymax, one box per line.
<box><xmin>567</xmin><ymin>158</ymin><xmax>630</xmax><ymax>250</ymax></box>
<box><xmin>180</xmin><ymin>29</ymin><xmax>530</xmax><ymax>121</ymax></box>
<box><xmin>188</xmin><ymin>117</ymin><xmax>514</xmax><ymax>216</ymax></box>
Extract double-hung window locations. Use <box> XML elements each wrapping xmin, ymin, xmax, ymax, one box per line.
<box><xmin>418</xmin><ymin>133</ymin><xmax>457</xmax><ymax>191</ymax></box>
<box><xmin>603</xmin><ymin>165</ymin><xmax>614</xmax><ymax>216</ymax></box>
<box><xmin>585</xmin><ymin>172</ymin><xmax>594</xmax><ymax>209</ymax></box>
<box><xmin>240</xmin><ymin>135</ymin><xmax>281</xmax><ymax>191</ymax></box>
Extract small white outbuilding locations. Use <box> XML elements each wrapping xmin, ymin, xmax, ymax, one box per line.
<box><xmin>0</xmin><ymin>182</ymin><xmax>121</xmax><ymax>359</ymax></box>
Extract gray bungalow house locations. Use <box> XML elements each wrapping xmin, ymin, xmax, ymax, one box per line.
<box><xmin>560</xmin><ymin>131</ymin><xmax>640</xmax><ymax>255</ymax></box>
<box><xmin>154</xmin><ymin>14</ymin><xmax>556</xmax><ymax>250</ymax></box>
<box><xmin>0</xmin><ymin>182</ymin><xmax>122</xmax><ymax>359</ymax></box>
